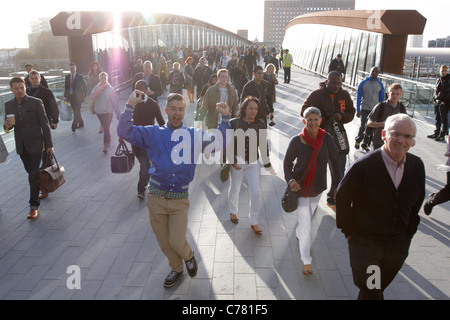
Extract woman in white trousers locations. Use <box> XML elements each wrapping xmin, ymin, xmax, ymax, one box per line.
<box><xmin>228</xmin><ymin>96</ymin><xmax>275</xmax><ymax>235</ymax></box>
<box><xmin>283</xmin><ymin>107</ymin><xmax>341</xmax><ymax>275</ymax></box>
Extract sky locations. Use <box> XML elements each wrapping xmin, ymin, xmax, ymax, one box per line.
<box><xmin>0</xmin><ymin>0</ymin><xmax>448</xmax><ymax>49</ymax></box>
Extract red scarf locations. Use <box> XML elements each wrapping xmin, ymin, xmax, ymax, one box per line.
<box><xmin>91</xmin><ymin>82</ymin><xmax>109</xmax><ymax>104</ymax></box>
<box><xmin>299</xmin><ymin>127</ymin><xmax>326</xmax><ymax>196</ymax></box>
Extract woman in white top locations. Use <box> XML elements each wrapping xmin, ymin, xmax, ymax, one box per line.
<box><xmin>89</xmin><ymin>72</ymin><xmax>120</xmax><ymax>154</ymax></box>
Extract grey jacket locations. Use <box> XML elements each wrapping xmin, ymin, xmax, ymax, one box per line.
<box><xmin>4</xmin><ymin>95</ymin><xmax>53</xmax><ymax>154</ymax></box>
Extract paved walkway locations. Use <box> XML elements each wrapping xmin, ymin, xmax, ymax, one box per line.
<box><xmin>0</xmin><ymin>66</ymin><xmax>449</xmax><ymax>300</ymax></box>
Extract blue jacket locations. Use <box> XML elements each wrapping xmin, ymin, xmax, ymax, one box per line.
<box><xmin>356</xmin><ymin>77</ymin><xmax>385</xmax><ymax>113</ymax></box>
<box><xmin>117</xmin><ymin>105</ymin><xmax>230</xmax><ymax>193</ymax></box>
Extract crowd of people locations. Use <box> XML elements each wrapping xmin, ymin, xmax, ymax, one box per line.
<box><xmin>3</xmin><ymin>43</ymin><xmax>449</xmax><ymax>299</ymax></box>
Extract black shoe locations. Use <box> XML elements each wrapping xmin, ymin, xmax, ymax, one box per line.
<box><xmin>354</xmin><ymin>142</ymin><xmax>360</xmax><ymax>150</ymax></box>
<box><xmin>185</xmin><ymin>255</ymin><xmax>198</xmax><ymax>277</ymax></box>
<box><xmin>424</xmin><ymin>193</ymin><xmax>436</xmax><ymax>216</ymax></box>
<box><xmin>427</xmin><ymin>133</ymin><xmax>438</xmax><ymax>139</ymax></box>
<box><xmin>435</xmin><ymin>135</ymin><xmax>445</xmax><ymax>142</ymax></box>
<box><xmin>163</xmin><ymin>271</ymin><xmax>183</xmax><ymax>288</ymax></box>
<box><xmin>361</xmin><ymin>144</ymin><xmax>370</xmax><ymax>152</ymax></box>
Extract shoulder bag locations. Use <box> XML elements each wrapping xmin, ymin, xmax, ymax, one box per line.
<box><xmin>282</xmin><ymin>141</ymin><xmax>323</xmax><ymax>213</ymax></box>
<box><xmin>40</xmin><ymin>154</ymin><xmax>66</xmax><ymax>193</ymax></box>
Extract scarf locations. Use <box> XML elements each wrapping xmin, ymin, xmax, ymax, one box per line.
<box><xmin>91</xmin><ymin>82</ymin><xmax>110</xmax><ymax>104</ymax></box>
<box><xmin>299</xmin><ymin>127</ymin><xmax>326</xmax><ymax>196</ymax></box>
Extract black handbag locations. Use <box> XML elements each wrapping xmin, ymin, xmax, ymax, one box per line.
<box><xmin>282</xmin><ymin>141</ymin><xmax>323</xmax><ymax>213</ymax></box>
<box><xmin>111</xmin><ymin>140</ymin><xmax>135</xmax><ymax>173</ymax></box>
<box><xmin>40</xmin><ymin>154</ymin><xmax>65</xmax><ymax>193</ymax></box>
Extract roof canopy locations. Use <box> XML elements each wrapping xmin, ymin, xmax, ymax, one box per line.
<box><xmin>285</xmin><ymin>9</ymin><xmax>427</xmax><ymax>35</ymax></box>
<box><xmin>50</xmin><ymin>11</ymin><xmax>252</xmax><ymax>44</ymax></box>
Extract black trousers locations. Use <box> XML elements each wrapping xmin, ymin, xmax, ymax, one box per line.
<box><xmin>20</xmin><ymin>150</ymin><xmax>42</xmax><ymax>209</ymax></box>
<box><xmin>284</xmin><ymin>67</ymin><xmax>291</xmax><ymax>83</ymax></box>
<box><xmin>70</xmin><ymin>102</ymin><xmax>84</xmax><ymax>131</ymax></box>
<box><xmin>132</xmin><ymin>145</ymin><xmax>151</xmax><ymax>194</ymax></box>
<box><xmin>434</xmin><ymin>101</ymin><xmax>449</xmax><ymax>136</ymax></box>
<box><xmin>433</xmin><ymin>172</ymin><xmax>450</xmax><ymax>205</ymax></box>
<box><xmin>348</xmin><ymin>233</ymin><xmax>411</xmax><ymax>300</ymax></box>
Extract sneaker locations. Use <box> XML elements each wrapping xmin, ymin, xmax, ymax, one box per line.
<box><xmin>137</xmin><ymin>192</ymin><xmax>145</xmax><ymax>200</ymax></box>
<box><xmin>185</xmin><ymin>254</ymin><xmax>198</xmax><ymax>277</ymax></box>
<box><xmin>163</xmin><ymin>270</ymin><xmax>183</xmax><ymax>288</ymax></box>
<box><xmin>327</xmin><ymin>198</ymin><xmax>336</xmax><ymax>212</ymax></box>
<box><xmin>361</xmin><ymin>144</ymin><xmax>370</xmax><ymax>152</ymax></box>
<box><xmin>435</xmin><ymin>135</ymin><xmax>445</xmax><ymax>142</ymax></box>
<box><xmin>427</xmin><ymin>133</ymin><xmax>438</xmax><ymax>139</ymax></box>
<box><xmin>423</xmin><ymin>193</ymin><xmax>436</xmax><ymax>216</ymax></box>
<box><xmin>354</xmin><ymin>142</ymin><xmax>360</xmax><ymax>150</ymax></box>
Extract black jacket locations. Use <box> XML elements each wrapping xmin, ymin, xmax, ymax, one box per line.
<box><xmin>241</xmin><ymin>80</ymin><xmax>274</xmax><ymax>119</ymax></box>
<box><xmin>336</xmin><ymin>149</ymin><xmax>425</xmax><ymax>242</ymax></box>
<box><xmin>27</xmin><ymin>85</ymin><xmax>59</xmax><ymax>124</ymax></box>
<box><xmin>435</xmin><ymin>74</ymin><xmax>450</xmax><ymax>104</ymax></box>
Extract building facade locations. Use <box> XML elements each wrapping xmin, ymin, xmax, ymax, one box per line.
<box><xmin>264</xmin><ymin>0</ymin><xmax>355</xmax><ymax>47</ymax></box>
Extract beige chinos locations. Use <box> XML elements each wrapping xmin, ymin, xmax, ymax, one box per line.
<box><xmin>147</xmin><ymin>195</ymin><xmax>194</xmax><ymax>273</ymax></box>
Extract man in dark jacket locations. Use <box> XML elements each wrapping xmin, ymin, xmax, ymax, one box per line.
<box><xmin>131</xmin><ymin>60</ymin><xmax>163</xmax><ymax>101</ymax></box>
<box><xmin>336</xmin><ymin>113</ymin><xmax>425</xmax><ymax>300</ymax></box>
<box><xmin>129</xmin><ymin>80</ymin><xmax>165</xmax><ymax>199</ymax></box>
<box><xmin>64</xmin><ymin>62</ymin><xmax>87</xmax><ymax>132</ymax></box>
<box><xmin>4</xmin><ymin>77</ymin><xmax>53</xmax><ymax>220</ymax></box>
<box><xmin>427</xmin><ymin>65</ymin><xmax>450</xmax><ymax>141</ymax></box>
<box><xmin>192</xmin><ymin>57</ymin><xmax>214</xmax><ymax>100</ymax></box>
<box><xmin>328</xmin><ymin>54</ymin><xmax>345</xmax><ymax>80</ymax></box>
<box><xmin>27</xmin><ymin>70</ymin><xmax>59</xmax><ymax>171</ymax></box>
<box><xmin>241</xmin><ymin>66</ymin><xmax>274</xmax><ymax>124</ymax></box>
<box><xmin>301</xmin><ymin>71</ymin><xmax>355</xmax><ymax>209</ymax></box>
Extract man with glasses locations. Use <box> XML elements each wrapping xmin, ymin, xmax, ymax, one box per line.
<box><xmin>336</xmin><ymin>113</ymin><xmax>425</xmax><ymax>299</ymax></box>
<box><xmin>365</xmin><ymin>83</ymin><xmax>407</xmax><ymax>150</ymax></box>
<box><xmin>117</xmin><ymin>92</ymin><xmax>231</xmax><ymax>288</ymax></box>
<box><xmin>4</xmin><ymin>77</ymin><xmax>53</xmax><ymax>220</ymax></box>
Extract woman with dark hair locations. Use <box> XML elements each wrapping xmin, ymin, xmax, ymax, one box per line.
<box><xmin>228</xmin><ymin>96</ymin><xmax>276</xmax><ymax>235</ymax></box>
<box><xmin>184</xmin><ymin>56</ymin><xmax>195</xmax><ymax>103</ymax></box>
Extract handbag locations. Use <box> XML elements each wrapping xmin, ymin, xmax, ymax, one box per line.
<box><xmin>111</xmin><ymin>140</ymin><xmax>135</xmax><ymax>173</ymax></box>
<box><xmin>0</xmin><ymin>134</ymin><xmax>8</xmax><ymax>163</ymax></box>
<box><xmin>58</xmin><ymin>101</ymin><xmax>73</xmax><ymax>121</ymax></box>
<box><xmin>40</xmin><ymin>154</ymin><xmax>65</xmax><ymax>193</ymax></box>
<box><xmin>220</xmin><ymin>163</ymin><xmax>231</xmax><ymax>182</ymax></box>
<box><xmin>281</xmin><ymin>141</ymin><xmax>323</xmax><ymax>213</ymax></box>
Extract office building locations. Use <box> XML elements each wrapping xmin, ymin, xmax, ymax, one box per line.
<box><xmin>264</xmin><ymin>0</ymin><xmax>355</xmax><ymax>47</ymax></box>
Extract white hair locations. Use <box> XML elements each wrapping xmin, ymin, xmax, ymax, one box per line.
<box><xmin>384</xmin><ymin>113</ymin><xmax>416</xmax><ymax>134</ymax></box>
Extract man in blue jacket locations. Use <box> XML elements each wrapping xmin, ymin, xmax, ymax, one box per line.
<box><xmin>117</xmin><ymin>91</ymin><xmax>231</xmax><ymax>288</ymax></box>
<box><xmin>355</xmin><ymin>66</ymin><xmax>385</xmax><ymax>152</ymax></box>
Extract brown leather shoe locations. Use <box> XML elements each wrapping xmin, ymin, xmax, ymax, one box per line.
<box><xmin>39</xmin><ymin>193</ymin><xmax>48</xmax><ymax>199</ymax></box>
<box><xmin>27</xmin><ymin>209</ymin><xmax>39</xmax><ymax>220</ymax></box>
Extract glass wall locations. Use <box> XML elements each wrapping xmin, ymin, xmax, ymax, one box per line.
<box><xmin>91</xmin><ymin>23</ymin><xmax>251</xmax><ymax>85</ymax></box>
<box><xmin>283</xmin><ymin>24</ymin><xmax>383</xmax><ymax>88</ymax></box>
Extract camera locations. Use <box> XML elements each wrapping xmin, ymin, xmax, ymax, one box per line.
<box><xmin>134</xmin><ymin>90</ymin><xmax>148</xmax><ymax>103</ymax></box>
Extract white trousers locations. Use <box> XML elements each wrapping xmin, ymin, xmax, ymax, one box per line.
<box><xmin>228</xmin><ymin>163</ymin><xmax>262</xmax><ymax>225</ymax></box>
<box><xmin>296</xmin><ymin>194</ymin><xmax>322</xmax><ymax>265</ymax></box>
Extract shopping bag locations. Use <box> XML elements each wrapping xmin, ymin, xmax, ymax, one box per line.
<box><xmin>0</xmin><ymin>134</ymin><xmax>8</xmax><ymax>163</ymax></box>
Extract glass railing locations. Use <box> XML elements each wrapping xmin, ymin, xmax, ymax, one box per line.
<box><xmin>356</xmin><ymin>71</ymin><xmax>435</xmax><ymax>118</ymax></box>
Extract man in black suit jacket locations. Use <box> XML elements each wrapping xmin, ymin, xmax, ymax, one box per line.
<box><xmin>4</xmin><ymin>77</ymin><xmax>53</xmax><ymax>220</ymax></box>
<box><xmin>336</xmin><ymin>113</ymin><xmax>425</xmax><ymax>300</ymax></box>
<box><xmin>65</xmin><ymin>62</ymin><xmax>87</xmax><ymax>132</ymax></box>
<box><xmin>131</xmin><ymin>60</ymin><xmax>163</xmax><ymax>101</ymax></box>
<box><xmin>27</xmin><ymin>70</ymin><xmax>59</xmax><ymax>169</ymax></box>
